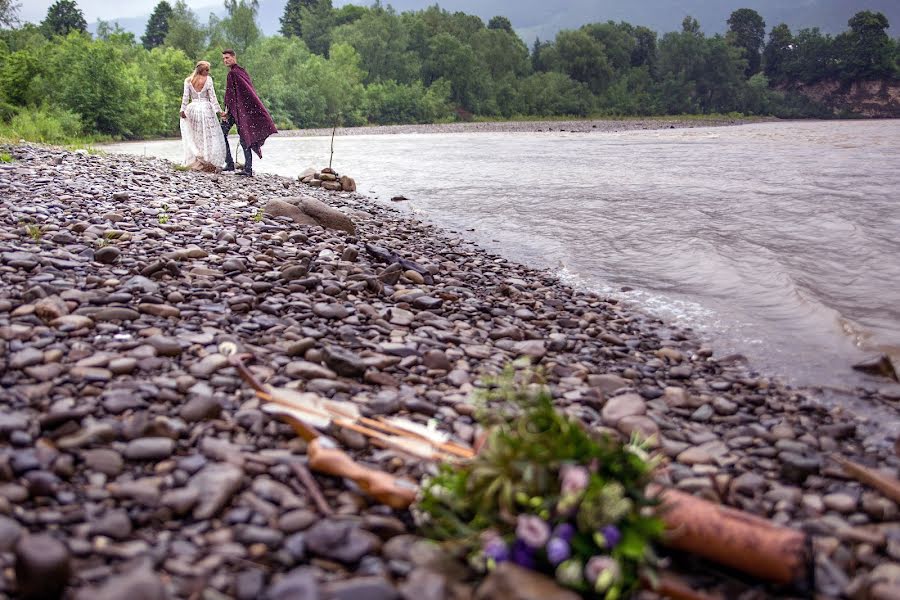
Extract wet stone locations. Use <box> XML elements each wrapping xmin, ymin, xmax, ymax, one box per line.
<box><xmin>305</xmin><ymin>520</ymin><xmax>377</xmax><ymax>564</ymax></box>
<box><xmin>124</xmin><ymin>437</ymin><xmax>175</xmax><ymax>461</ymax></box>
<box><xmin>15</xmin><ymin>534</ymin><xmax>72</xmax><ymax>600</ymax></box>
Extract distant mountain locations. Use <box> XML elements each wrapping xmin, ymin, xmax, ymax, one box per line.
<box><xmin>90</xmin><ymin>0</ymin><xmax>899</xmax><ymax>44</ymax></box>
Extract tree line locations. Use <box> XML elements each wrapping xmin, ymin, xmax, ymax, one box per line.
<box><xmin>0</xmin><ymin>0</ymin><xmax>898</xmax><ymax>143</ymax></box>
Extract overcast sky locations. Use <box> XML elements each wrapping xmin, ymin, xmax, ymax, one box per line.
<box><xmin>19</xmin><ymin>1</ymin><xmax>217</xmax><ymax>23</ymax></box>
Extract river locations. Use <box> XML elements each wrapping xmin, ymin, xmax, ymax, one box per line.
<box><xmin>103</xmin><ymin>120</ymin><xmax>900</xmax><ymax>390</ymax></box>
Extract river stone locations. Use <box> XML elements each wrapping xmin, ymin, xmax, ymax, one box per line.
<box><xmin>236</xmin><ymin>570</ymin><xmax>267</xmax><ymax>600</ymax></box>
<box><xmin>147</xmin><ymin>335</ymin><xmax>182</xmax><ymax>357</ymax></box>
<box><xmin>824</xmin><ymin>492</ymin><xmax>858</xmax><ymax>513</ymax></box>
<box><xmin>475</xmin><ymin>563</ymin><xmax>580</xmax><ymax>600</ymax></box>
<box><xmin>0</xmin><ymin>412</ymin><xmax>28</xmax><ymax>438</ymax></box>
<box><xmin>264</xmin><ymin>568</ymin><xmax>320</xmax><ymax>600</ymax></box>
<box><xmin>278</xmin><ymin>509</ymin><xmax>318</xmax><ymax>533</ymax></box>
<box><xmin>601</xmin><ymin>393</ymin><xmax>646</xmax><ymax>426</ymax></box>
<box><xmin>51</xmin><ymin>314</ymin><xmax>95</xmax><ymax>331</ymax></box>
<box><xmin>190</xmin><ymin>353</ymin><xmax>229</xmax><ymax>378</ymax></box>
<box><xmin>94</xmin><ymin>246</ymin><xmax>121</xmax><ymax>264</ymax></box>
<box><xmin>10</xmin><ymin>347</ymin><xmax>44</xmax><ymax>369</ymax></box>
<box><xmin>513</xmin><ymin>340</ymin><xmax>547</xmax><ymax>359</ymax></box>
<box><xmin>780</xmin><ymin>451</ymin><xmax>821</xmax><ymax>484</ymax></box>
<box><xmin>161</xmin><ymin>487</ymin><xmax>199</xmax><ymax>515</ymax></box>
<box><xmin>92</xmin><ymin>567</ymin><xmax>168</xmax><ymax>600</ymax></box>
<box><xmin>265</xmin><ymin>197</ymin><xmax>356</xmax><ymax>234</ymax></box>
<box><xmin>15</xmin><ymin>534</ymin><xmax>72</xmax><ymax>600</ymax></box>
<box><xmin>852</xmin><ymin>354</ymin><xmax>897</xmax><ymax>380</ymax></box>
<box><xmin>82</xmin><ymin>449</ymin><xmax>125</xmax><ymax>476</ymax></box>
<box><xmin>323</xmin><ymin>578</ymin><xmax>399</xmax><ymax>600</ymax></box>
<box><xmin>285</xmin><ymin>360</ymin><xmax>337</xmax><ymax>380</ymax></box>
<box><xmin>189</xmin><ymin>463</ymin><xmax>244</xmax><ymax>519</ymax></box>
<box><xmin>34</xmin><ymin>295</ymin><xmax>68</xmax><ymax>321</ymax></box>
<box><xmin>94</xmin><ymin>307</ymin><xmax>141</xmax><ymax>322</ymax></box>
<box><xmin>587</xmin><ymin>374</ymin><xmax>630</xmax><ymax>397</ymax></box>
<box><xmin>305</xmin><ymin>520</ymin><xmax>377</xmax><ymax>564</ymax></box>
<box><xmin>180</xmin><ymin>395</ymin><xmax>222</xmax><ymax>422</ymax></box>
<box><xmin>323</xmin><ymin>346</ymin><xmax>367</xmax><ymax>378</ymax></box>
<box><xmin>125</xmin><ymin>437</ymin><xmax>175</xmax><ymax>461</ymax></box>
<box><xmin>0</xmin><ymin>515</ymin><xmax>23</xmax><ymax>552</ymax></box>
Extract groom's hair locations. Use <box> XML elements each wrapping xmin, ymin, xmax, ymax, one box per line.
<box><xmin>222</xmin><ymin>49</ymin><xmax>236</xmax><ymax>57</ymax></box>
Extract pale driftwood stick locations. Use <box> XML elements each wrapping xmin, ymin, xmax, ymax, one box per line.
<box><xmin>292</xmin><ymin>462</ymin><xmax>333</xmax><ymax>516</ymax></box>
<box><xmin>832</xmin><ymin>455</ymin><xmax>900</xmax><ymax>504</ymax></box>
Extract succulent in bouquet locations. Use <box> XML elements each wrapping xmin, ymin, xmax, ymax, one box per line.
<box><xmin>416</xmin><ymin>367</ymin><xmax>664</xmax><ymax>599</ymax></box>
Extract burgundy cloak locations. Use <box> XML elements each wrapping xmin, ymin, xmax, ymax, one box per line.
<box><xmin>225</xmin><ymin>64</ymin><xmax>277</xmax><ymax>157</ymax></box>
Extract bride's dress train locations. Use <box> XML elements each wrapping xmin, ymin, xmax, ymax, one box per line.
<box><xmin>180</xmin><ymin>77</ymin><xmax>226</xmax><ymax>171</ymax></box>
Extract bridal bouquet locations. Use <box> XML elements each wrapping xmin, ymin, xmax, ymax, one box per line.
<box><xmin>417</xmin><ymin>367</ymin><xmax>664</xmax><ymax>599</ymax></box>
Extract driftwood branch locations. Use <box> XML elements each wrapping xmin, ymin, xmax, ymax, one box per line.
<box><xmin>292</xmin><ymin>461</ymin><xmax>333</xmax><ymax>516</ymax></box>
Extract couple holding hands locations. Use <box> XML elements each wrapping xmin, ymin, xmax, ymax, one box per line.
<box><xmin>179</xmin><ymin>49</ymin><xmax>277</xmax><ymax>176</ymax></box>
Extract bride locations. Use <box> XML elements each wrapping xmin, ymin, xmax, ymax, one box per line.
<box><xmin>179</xmin><ymin>60</ymin><xmax>227</xmax><ymax>171</ymax></box>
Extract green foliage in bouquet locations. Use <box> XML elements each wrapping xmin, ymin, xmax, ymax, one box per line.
<box><xmin>418</xmin><ymin>366</ymin><xmax>664</xmax><ymax>599</ymax></box>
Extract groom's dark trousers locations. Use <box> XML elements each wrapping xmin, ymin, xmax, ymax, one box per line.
<box><xmin>220</xmin><ymin>113</ymin><xmax>252</xmax><ymax>172</ymax></box>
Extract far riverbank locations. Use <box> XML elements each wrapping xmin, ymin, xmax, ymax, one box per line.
<box><xmin>276</xmin><ymin>115</ymin><xmax>775</xmax><ymax>137</ymax></box>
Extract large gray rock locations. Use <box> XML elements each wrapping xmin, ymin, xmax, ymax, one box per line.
<box><xmin>265</xmin><ymin>197</ymin><xmax>355</xmax><ymax>234</ymax></box>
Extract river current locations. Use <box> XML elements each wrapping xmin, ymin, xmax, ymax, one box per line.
<box><xmin>104</xmin><ymin>120</ymin><xmax>900</xmax><ymax>389</ymax></box>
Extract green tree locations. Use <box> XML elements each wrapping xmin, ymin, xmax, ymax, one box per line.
<box><xmin>299</xmin><ymin>0</ymin><xmax>334</xmax><ymax>55</ymax></box>
<box><xmin>783</xmin><ymin>28</ymin><xmax>836</xmax><ymax>83</ymax></box>
<box><xmin>423</xmin><ymin>32</ymin><xmax>491</xmax><ymax>112</ymax></box>
<box><xmin>471</xmin><ymin>27</ymin><xmax>530</xmax><ymax>79</ymax></box>
<box><xmin>331</xmin><ymin>7</ymin><xmax>419</xmax><ymax>83</ymax></box>
<box><xmin>517</xmin><ymin>71</ymin><xmax>593</xmax><ymax>116</ymax></box>
<box><xmin>531</xmin><ymin>37</ymin><xmax>559</xmax><ymax>72</ymax></box>
<box><xmin>488</xmin><ymin>16</ymin><xmax>512</xmax><ymax>34</ymax></box>
<box><xmin>279</xmin><ymin>0</ymin><xmax>330</xmax><ymax>37</ymax></box>
<box><xmin>220</xmin><ymin>0</ymin><xmax>260</xmax><ymax>54</ymax></box>
<box><xmin>727</xmin><ymin>8</ymin><xmax>766</xmax><ymax>77</ymax></box>
<box><xmin>584</xmin><ymin>22</ymin><xmax>636</xmax><ymax>73</ymax></box>
<box><xmin>656</xmin><ymin>24</ymin><xmax>748</xmax><ymax>113</ymax></box>
<box><xmin>555</xmin><ymin>29</ymin><xmax>613</xmax><ymax>94</ymax></box>
<box><xmin>41</xmin><ymin>0</ymin><xmax>87</xmax><ymax>37</ymax></box>
<box><xmin>96</xmin><ymin>20</ymin><xmax>136</xmax><ymax>45</ymax></box>
<box><xmin>837</xmin><ymin>11</ymin><xmax>895</xmax><ymax>80</ymax></box>
<box><xmin>1</xmin><ymin>0</ymin><xmax>20</xmax><ymax>28</ymax></box>
<box><xmin>46</xmin><ymin>34</ymin><xmax>145</xmax><ymax>136</ymax></box>
<box><xmin>142</xmin><ymin>1</ymin><xmax>173</xmax><ymax>50</ymax></box>
<box><xmin>631</xmin><ymin>26</ymin><xmax>657</xmax><ymax>72</ymax></box>
<box><xmin>763</xmin><ymin>23</ymin><xmax>793</xmax><ymax>83</ymax></box>
<box><xmin>164</xmin><ymin>1</ymin><xmax>206</xmax><ymax>60</ymax></box>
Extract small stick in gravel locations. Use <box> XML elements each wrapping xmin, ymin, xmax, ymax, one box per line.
<box><xmin>292</xmin><ymin>461</ymin><xmax>334</xmax><ymax>516</ymax></box>
<box><xmin>832</xmin><ymin>455</ymin><xmax>900</xmax><ymax>504</ymax></box>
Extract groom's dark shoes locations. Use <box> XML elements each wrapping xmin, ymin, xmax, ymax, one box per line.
<box><xmin>223</xmin><ymin>162</ymin><xmax>235</xmax><ymax>172</ymax></box>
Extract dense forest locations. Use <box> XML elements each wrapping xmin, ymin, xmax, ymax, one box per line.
<box><xmin>0</xmin><ymin>0</ymin><xmax>898</xmax><ymax>143</ymax></box>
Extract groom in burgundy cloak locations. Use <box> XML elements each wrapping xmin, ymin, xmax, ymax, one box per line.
<box><xmin>220</xmin><ymin>49</ymin><xmax>277</xmax><ymax>177</ymax></box>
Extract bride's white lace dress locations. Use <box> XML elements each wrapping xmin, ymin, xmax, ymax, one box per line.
<box><xmin>179</xmin><ymin>77</ymin><xmax>226</xmax><ymax>170</ymax></box>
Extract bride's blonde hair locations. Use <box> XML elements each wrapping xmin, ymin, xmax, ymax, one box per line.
<box><xmin>189</xmin><ymin>61</ymin><xmax>211</xmax><ymax>86</ymax></box>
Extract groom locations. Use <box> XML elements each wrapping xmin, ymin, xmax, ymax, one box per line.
<box><xmin>221</xmin><ymin>49</ymin><xmax>278</xmax><ymax>177</ymax></box>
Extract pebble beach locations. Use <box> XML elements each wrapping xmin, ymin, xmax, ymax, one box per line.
<box><xmin>1</xmin><ymin>143</ymin><xmax>898</xmax><ymax>599</ymax></box>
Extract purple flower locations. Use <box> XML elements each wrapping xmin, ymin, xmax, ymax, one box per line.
<box><xmin>600</xmin><ymin>525</ymin><xmax>622</xmax><ymax>549</ymax></box>
<box><xmin>516</xmin><ymin>514</ymin><xmax>551</xmax><ymax>549</ymax></box>
<box><xmin>546</xmin><ymin>537</ymin><xmax>571</xmax><ymax>565</ymax></box>
<box><xmin>484</xmin><ymin>538</ymin><xmax>510</xmax><ymax>563</ymax></box>
<box><xmin>552</xmin><ymin>522</ymin><xmax>576</xmax><ymax>543</ymax></box>
<box><xmin>585</xmin><ymin>556</ymin><xmax>621</xmax><ymax>592</ymax></box>
<box><xmin>512</xmin><ymin>539</ymin><xmax>537</xmax><ymax>570</ymax></box>
<box><xmin>560</xmin><ymin>465</ymin><xmax>590</xmax><ymax>495</ymax></box>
